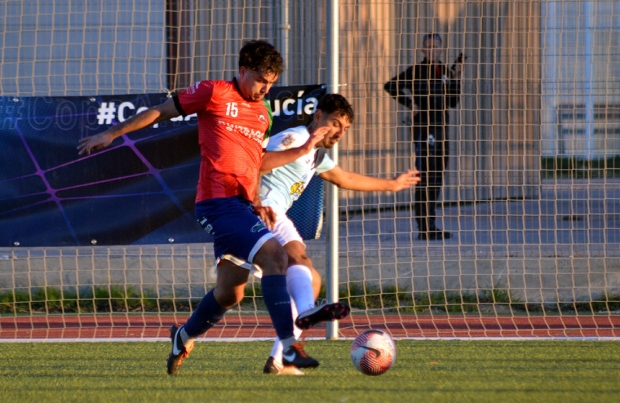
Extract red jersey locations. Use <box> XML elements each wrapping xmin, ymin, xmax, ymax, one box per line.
<box><xmin>174</xmin><ymin>79</ymin><xmax>273</xmax><ymax>203</ymax></box>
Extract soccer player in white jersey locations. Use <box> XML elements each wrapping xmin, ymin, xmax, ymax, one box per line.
<box><xmin>256</xmin><ymin>93</ymin><xmax>421</xmax><ymax>375</ymax></box>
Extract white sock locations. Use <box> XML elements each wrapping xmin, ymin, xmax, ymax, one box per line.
<box><xmin>286</xmin><ymin>264</ymin><xmax>315</xmax><ymax>314</ymax></box>
<box><xmin>270</xmin><ymin>298</ymin><xmax>302</xmax><ymax>363</ymax></box>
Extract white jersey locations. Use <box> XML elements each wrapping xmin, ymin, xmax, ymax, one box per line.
<box><xmin>260</xmin><ymin>125</ymin><xmax>336</xmax><ymax>212</ymax></box>
<box><xmin>223</xmin><ymin>126</ymin><xmax>336</xmax><ymax>277</ymax></box>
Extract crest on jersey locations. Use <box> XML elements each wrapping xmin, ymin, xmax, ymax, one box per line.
<box><xmin>289</xmin><ymin>181</ymin><xmax>306</xmax><ymax>197</ymax></box>
<box><xmin>282</xmin><ymin>133</ymin><xmax>294</xmax><ymax>148</ymax></box>
<box><xmin>258</xmin><ymin>114</ymin><xmax>267</xmax><ymax>124</ymax></box>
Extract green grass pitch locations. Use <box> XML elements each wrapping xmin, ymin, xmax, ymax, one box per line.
<box><xmin>1</xmin><ymin>340</ymin><xmax>618</xmax><ymax>403</ymax></box>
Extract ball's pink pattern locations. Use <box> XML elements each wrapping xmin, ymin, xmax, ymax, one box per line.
<box><xmin>350</xmin><ymin>330</ymin><xmax>395</xmax><ymax>376</ymax></box>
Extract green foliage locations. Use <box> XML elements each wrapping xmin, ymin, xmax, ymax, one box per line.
<box><xmin>0</xmin><ymin>286</ymin><xmax>202</xmax><ymax>314</ymax></box>
<box><xmin>1</xmin><ymin>283</ymin><xmax>618</xmax><ymax>316</ymax></box>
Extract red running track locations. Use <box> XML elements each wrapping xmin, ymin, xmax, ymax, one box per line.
<box><xmin>1</xmin><ymin>314</ymin><xmax>618</xmax><ymax>340</ymax></box>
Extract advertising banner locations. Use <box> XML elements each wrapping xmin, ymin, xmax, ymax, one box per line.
<box><xmin>0</xmin><ymin>85</ymin><xmax>325</xmax><ymax>246</ymax></box>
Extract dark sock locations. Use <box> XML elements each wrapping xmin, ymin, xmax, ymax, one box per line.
<box><xmin>261</xmin><ymin>275</ymin><xmax>294</xmax><ymax>341</ymax></box>
<box><xmin>183</xmin><ymin>289</ymin><xmax>227</xmax><ymax>337</ymax></box>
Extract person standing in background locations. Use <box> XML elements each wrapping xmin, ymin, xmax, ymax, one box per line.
<box><xmin>384</xmin><ymin>33</ymin><xmax>462</xmax><ymax>240</ymax></box>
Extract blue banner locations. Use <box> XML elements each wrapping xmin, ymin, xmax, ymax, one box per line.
<box><xmin>0</xmin><ymin>85</ymin><xmax>325</xmax><ymax>246</ymax></box>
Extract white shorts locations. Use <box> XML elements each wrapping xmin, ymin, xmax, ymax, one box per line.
<box><xmin>269</xmin><ymin>205</ymin><xmax>304</xmax><ymax>247</ymax></box>
<box><xmin>218</xmin><ymin>205</ymin><xmax>305</xmax><ymax>278</ymax></box>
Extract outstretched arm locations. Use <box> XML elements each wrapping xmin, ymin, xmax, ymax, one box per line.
<box><xmin>77</xmin><ymin>98</ymin><xmax>180</xmax><ymax>155</ymax></box>
<box><xmin>318</xmin><ymin>166</ymin><xmax>420</xmax><ymax>192</ymax></box>
<box><xmin>260</xmin><ymin>126</ymin><xmax>329</xmax><ymax>173</ymax></box>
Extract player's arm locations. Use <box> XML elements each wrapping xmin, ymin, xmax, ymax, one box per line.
<box><xmin>384</xmin><ymin>67</ymin><xmax>414</xmax><ymax>109</ymax></box>
<box><xmin>260</xmin><ymin>127</ymin><xmax>329</xmax><ymax>173</ymax></box>
<box><xmin>318</xmin><ymin>166</ymin><xmax>420</xmax><ymax>192</ymax></box>
<box><xmin>77</xmin><ymin>98</ymin><xmax>180</xmax><ymax>155</ymax></box>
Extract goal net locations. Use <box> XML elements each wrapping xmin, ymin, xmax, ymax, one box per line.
<box><xmin>1</xmin><ymin>0</ymin><xmax>619</xmax><ymax>341</ymax></box>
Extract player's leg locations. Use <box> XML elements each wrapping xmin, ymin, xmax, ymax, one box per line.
<box><xmin>424</xmin><ymin>125</ymin><xmax>450</xmax><ymax>240</ymax></box>
<box><xmin>264</xmin><ymin>298</ymin><xmax>305</xmax><ymax>376</ymax></box>
<box><xmin>413</xmin><ymin>132</ymin><xmax>431</xmax><ymax>238</ymax></box>
<box><xmin>168</xmin><ymin>196</ymin><xmax>312</xmax><ymax>375</ymax></box>
<box><xmin>269</xmin><ymin>213</ymin><xmax>349</xmax><ymax>329</ymax></box>
<box><xmin>264</xmin><ymin>241</ymin><xmax>349</xmax><ymax>374</ymax></box>
<box><xmin>189</xmin><ymin>200</ymin><xmax>318</xmax><ymax>372</ymax></box>
<box><xmin>263</xmin><ymin>227</ymin><xmax>348</xmax><ymax>373</ymax></box>
<box><xmin>167</xmin><ymin>258</ymin><xmax>248</xmax><ymax>375</ymax></box>
<box><xmin>252</xmin><ymin>237</ymin><xmax>319</xmax><ymax>369</ymax></box>
<box><xmin>261</xmin><ymin>213</ymin><xmax>310</xmax><ymax>374</ymax></box>
<box><xmin>285</xmin><ymin>241</ymin><xmax>316</xmax><ymax>313</ymax></box>
<box><xmin>263</xmin><ymin>214</ymin><xmax>346</xmax><ymax>373</ymax></box>
<box><xmin>264</xmin><ymin>207</ymin><xmax>318</xmax><ymax>314</ymax></box>
<box><xmin>285</xmin><ymin>241</ymin><xmax>349</xmax><ymax>329</ymax></box>
<box><xmin>264</xmin><ymin>240</ymin><xmax>312</xmax><ymax>374</ymax></box>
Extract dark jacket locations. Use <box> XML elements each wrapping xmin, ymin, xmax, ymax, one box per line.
<box><xmin>384</xmin><ymin>58</ymin><xmax>461</xmax><ymax>127</ymax></box>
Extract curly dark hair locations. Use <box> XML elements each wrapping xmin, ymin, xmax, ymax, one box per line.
<box><xmin>238</xmin><ymin>40</ymin><xmax>284</xmax><ymax>76</ymax></box>
<box><xmin>317</xmin><ymin>93</ymin><xmax>355</xmax><ymax>122</ymax></box>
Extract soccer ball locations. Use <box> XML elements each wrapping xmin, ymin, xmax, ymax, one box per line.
<box><xmin>350</xmin><ymin>329</ymin><xmax>396</xmax><ymax>376</ymax></box>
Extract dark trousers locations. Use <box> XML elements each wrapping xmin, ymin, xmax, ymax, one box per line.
<box><xmin>413</xmin><ymin>125</ymin><xmax>449</xmax><ymax>232</ymax></box>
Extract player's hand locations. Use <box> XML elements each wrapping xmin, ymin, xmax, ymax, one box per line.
<box><xmin>77</xmin><ymin>132</ymin><xmax>116</xmax><ymax>155</ymax></box>
<box><xmin>303</xmin><ymin>126</ymin><xmax>329</xmax><ymax>151</ymax></box>
<box><xmin>254</xmin><ymin>205</ymin><xmax>277</xmax><ymax>230</ymax></box>
<box><xmin>393</xmin><ymin>169</ymin><xmax>421</xmax><ymax>191</ymax></box>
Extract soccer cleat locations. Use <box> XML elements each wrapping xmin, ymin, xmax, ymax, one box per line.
<box><xmin>263</xmin><ymin>356</ymin><xmax>305</xmax><ymax>376</ymax></box>
<box><xmin>166</xmin><ymin>324</ymin><xmax>194</xmax><ymax>375</ymax></box>
<box><xmin>295</xmin><ymin>302</ymin><xmax>351</xmax><ymax>330</ymax></box>
<box><xmin>282</xmin><ymin>342</ymin><xmax>320</xmax><ymax>369</ymax></box>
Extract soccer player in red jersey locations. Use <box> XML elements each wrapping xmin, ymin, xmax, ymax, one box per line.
<box><xmin>78</xmin><ymin>40</ymin><xmax>320</xmax><ymax>374</ymax></box>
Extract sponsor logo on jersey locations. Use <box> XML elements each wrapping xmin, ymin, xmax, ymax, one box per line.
<box><xmin>216</xmin><ymin>119</ymin><xmax>265</xmax><ymax>143</ymax></box>
<box><xmin>251</xmin><ymin>221</ymin><xmax>266</xmax><ymax>233</ymax></box>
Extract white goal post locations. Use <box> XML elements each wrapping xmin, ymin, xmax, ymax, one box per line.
<box><xmin>0</xmin><ymin>0</ymin><xmax>619</xmax><ymax>341</ymax></box>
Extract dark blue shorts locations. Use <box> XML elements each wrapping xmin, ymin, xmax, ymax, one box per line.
<box><xmin>195</xmin><ymin>196</ymin><xmax>273</xmax><ymax>263</ymax></box>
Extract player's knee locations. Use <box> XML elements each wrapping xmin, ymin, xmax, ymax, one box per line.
<box><xmin>270</xmin><ymin>249</ymin><xmax>288</xmax><ymax>275</ymax></box>
<box><xmin>287</xmin><ymin>249</ymin><xmax>313</xmax><ymax>268</ymax></box>
<box><xmin>298</xmin><ymin>253</ymin><xmax>313</xmax><ymax>268</ymax></box>
<box><xmin>255</xmin><ymin>239</ymin><xmax>288</xmax><ymax>276</ymax></box>
<box><xmin>311</xmin><ymin>273</ymin><xmax>322</xmax><ymax>300</ymax></box>
<box><xmin>214</xmin><ymin>287</ymin><xmax>244</xmax><ymax>308</ymax></box>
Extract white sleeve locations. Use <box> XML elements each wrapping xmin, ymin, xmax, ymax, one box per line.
<box><xmin>265</xmin><ymin>127</ymin><xmax>308</xmax><ymax>152</ymax></box>
<box><xmin>315</xmin><ymin>153</ymin><xmax>337</xmax><ymax>174</ymax></box>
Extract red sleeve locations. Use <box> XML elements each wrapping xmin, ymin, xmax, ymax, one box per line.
<box><xmin>175</xmin><ymin>80</ymin><xmax>215</xmax><ymax>116</ymax></box>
